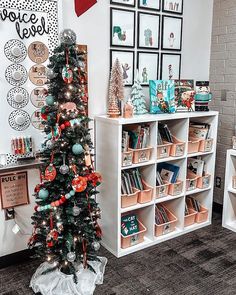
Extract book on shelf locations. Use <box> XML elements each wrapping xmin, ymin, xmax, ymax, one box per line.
<box><xmin>121</xmin><ymin>214</ymin><xmax>139</xmax><ymax>236</ymax></box>
<box><xmin>157</xmin><ymin>129</ymin><xmax>163</xmax><ymax>145</ymax></box>
<box><xmin>155</xmin><ymin>205</ymin><xmax>170</xmax><ymax>225</ymax></box>
<box><xmin>158</xmin><ymin>123</ymin><xmax>173</xmax><ymax>143</ymax></box>
<box><xmin>187</xmin><ymin>197</ymin><xmax>201</xmax><ymax>212</ymax></box>
<box><xmin>157</xmin><ymin>162</ymin><xmax>180</xmax><ymax>183</ymax></box>
<box><xmin>185</xmin><ymin>203</ymin><xmax>189</xmax><ymax>216</ymax></box>
<box><xmin>156</xmin><ymin>171</ymin><xmax>164</xmax><ymax>186</ymax></box>
<box><xmin>121</xmin><ymin>168</ymin><xmax>144</xmax><ymax>194</ymax></box>
<box><xmin>122</xmin><ymin>131</ymin><xmax>130</xmax><ymax>152</ymax></box>
<box><xmin>187</xmin><ymin>158</ymin><xmax>205</xmax><ymax>176</ymax></box>
<box><xmin>125</xmin><ymin>125</ymin><xmax>150</xmax><ymax>150</ymax></box>
<box><xmin>189</xmin><ymin>122</ymin><xmax>211</xmax><ymax>140</ymax></box>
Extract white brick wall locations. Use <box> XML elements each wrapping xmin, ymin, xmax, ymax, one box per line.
<box><xmin>210</xmin><ymin>0</ymin><xmax>236</xmax><ymax>204</ymax></box>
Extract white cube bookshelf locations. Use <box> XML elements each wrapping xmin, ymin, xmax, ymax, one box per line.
<box><xmin>95</xmin><ymin>112</ymin><xmax>218</xmax><ymax>257</ymax></box>
<box><xmin>222</xmin><ymin>149</ymin><xmax>236</xmax><ymax>232</ymax></box>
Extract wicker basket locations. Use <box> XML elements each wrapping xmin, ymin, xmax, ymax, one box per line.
<box><xmin>121</xmin><ymin>219</ymin><xmax>147</xmax><ymax>249</ymax></box>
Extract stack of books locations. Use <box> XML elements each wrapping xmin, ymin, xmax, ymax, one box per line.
<box><xmin>186</xmin><ymin>197</ymin><xmax>201</xmax><ymax>214</ymax></box>
<box><xmin>157</xmin><ymin>162</ymin><xmax>180</xmax><ymax>184</ymax></box>
<box><xmin>122</xmin><ymin>125</ymin><xmax>150</xmax><ymax>151</ymax></box>
<box><xmin>189</xmin><ymin>122</ymin><xmax>211</xmax><ymax>140</ymax></box>
<box><xmin>155</xmin><ymin>205</ymin><xmax>170</xmax><ymax>225</ymax></box>
<box><xmin>121</xmin><ymin>168</ymin><xmax>143</xmax><ymax>195</ymax></box>
<box><xmin>157</xmin><ymin>123</ymin><xmax>173</xmax><ymax>145</ymax></box>
<box><xmin>121</xmin><ymin>213</ymin><xmax>139</xmax><ymax>236</ymax></box>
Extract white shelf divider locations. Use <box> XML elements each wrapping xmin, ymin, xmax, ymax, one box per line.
<box><xmin>95</xmin><ymin>111</ymin><xmax>218</xmax><ymax>257</ymax></box>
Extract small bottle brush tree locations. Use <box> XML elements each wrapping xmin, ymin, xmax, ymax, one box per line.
<box><xmin>107</xmin><ymin>58</ymin><xmax>124</xmax><ymax>118</ymax></box>
<box><xmin>131</xmin><ymin>72</ymin><xmax>148</xmax><ymax>115</ymax></box>
<box><xmin>28</xmin><ymin>29</ymin><xmax>102</xmax><ymax>282</ymax></box>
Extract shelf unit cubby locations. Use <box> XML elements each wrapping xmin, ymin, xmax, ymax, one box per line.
<box><xmin>95</xmin><ymin>112</ymin><xmax>218</xmax><ymax>257</ymax></box>
<box><xmin>223</xmin><ymin>149</ymin><xmax>236</xmax><ymax>232</ymax></box>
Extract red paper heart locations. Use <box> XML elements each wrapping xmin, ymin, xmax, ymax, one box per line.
<box><xmin>74</xmin><ymin>0</ymin><xmax>97</xmax><ymax>17</ymax></box>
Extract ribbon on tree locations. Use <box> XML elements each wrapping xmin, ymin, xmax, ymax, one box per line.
<box><xmin>74</xmin><ymin>0</ymin><xmax>97</xmax><ymax>17</ymax></box>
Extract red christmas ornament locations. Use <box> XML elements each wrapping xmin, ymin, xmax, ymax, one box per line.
<box><xmin>34</xmin><ymin>184</ymin><xmax>42</xmax><ymax>193</ymax></box>
<box><xmin>60</xmin><ymin>124</ymin><xmax>65</xmax><ymax>130</ymax></box>
<box><xmin>72</xmin><ymin>176</ymin><xmax>87</xmax><ymax>192</ymax></box>
<box><xmin>65</xmin><ymin>121</ymin><xmax>71</xmax><ymax>127</ymax></box>
<box><xmin>88</xmin><ymin>172</ymin><xmax>102</xmax><ymax>186</ymax></box>
<box><xmin>74</xmin><ymin>0</ymin><xmax>97</xmax><ymax>17</ymax></box>
<box><xmin>44</xmin><ymin>164</ymin><xmax>57</xmax><ymax>181</ymax></box>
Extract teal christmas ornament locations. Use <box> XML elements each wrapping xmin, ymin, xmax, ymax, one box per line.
<box><xmin>72</xmin><ymin>143</ymin><xmax>83</xmax><ymax>155</ymax></box>
<box><xmin>46</xmin><ymin>95</ymin><xmax>54</xmax><ymax>106</ymax></box>
<box><xmin>38</xmin><ymin>189</ymin><xmax>49</xmax><ymax>200</ymax></box>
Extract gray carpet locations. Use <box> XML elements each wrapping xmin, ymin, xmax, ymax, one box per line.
<box><xmin>1</xmin><ymin>212</ymin><xmax>236</xmax><ymax>295</ymax></box>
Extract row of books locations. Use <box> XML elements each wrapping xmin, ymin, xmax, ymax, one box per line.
<box><xmin>122</xmin><ymin>125</ymin><xmax>150</xmax><ymax>152</ymax></box>
<box><xmin>155</xmin><ymin>205</ymin><xmax>170</xmax><ymax>225</ymax></box>
<box><xmin>187</xmin><ymin>157</ymin><xmax>206</xmax><ymax>177</ymax></box>
<box><xmin>157</xmin><ymin>162</ymin><xmax>180</xmax><ymax>185</ymax></box>
<box><xmin>189</xmin><ymin>122</ymin><xmax>211</xmax><ymax>140</ymax></box>
<box><xmin>157</xmin><ymin>123</ymin><xmax>173</xmax><ymax>145</ymax></box>
<box><xmin>121</xmin><ymin>168</ymin><xmax>143</xmax><ymax>195</ymax></box>
<box><xmin>185</xmin><ymin>197</ymin><xmax>201</xmax><ymax>215</ymax></box>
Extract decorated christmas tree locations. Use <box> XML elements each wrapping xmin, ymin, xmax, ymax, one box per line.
<box><xmin>131</xmin><ymin>72</ymin><xmax>148</xmax><ymax>115</ymax></box>
<box><xmin>107</xmin><ymin>58</ymin><xmax>124</xmax><ymax>117</ymax></box>
<box><xmin>28</xmin><ymin>30</ymin><xmax>102</xmax><ymax>283</ymax></box>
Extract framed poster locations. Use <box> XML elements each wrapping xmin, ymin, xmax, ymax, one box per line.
<box><xmin>137</xmin><ymin>52</ymin><xmax>159</xmax><ymax>86</ymax></box>
<box><xmin>110</xmin><ymin>0</ymin><xmax>136</xmax><ymax>7</ymax></box>
<box><xmin>162</xmin><ymin>0</ymin><xmax>183</xmax><ymax>14</ymax></box>
<box><xmin>0</xmin><ymin>171</ymin><xmax>29</xmax><ymax>209</ymax></box>
<box><xmin>138</xmin><ymin>0</ymin><xmax>161</xmax><ymax>11</ymax></box>
<box><xmin>110</xmin><ymin>50</ymin><xmax>134</xmax><ymax>86</ymax></box>
<box><xmin>161</xmin><ymin>53</ymin><xmax>181</xmax><ymax>80</ymax></box>
<box><xmin>138</xmin><ymin>12</ymin><xmax>160</xmax><ymax>50</ymax></box>
<box><xmin>110</xmin><ymin>8</ymin><xmax>136</xmax><ymax>48</ymax></box>
<box><xmin>161</xmin><ymin>15</ymin><xmax>183</xmax><ymax>51</ymax></box>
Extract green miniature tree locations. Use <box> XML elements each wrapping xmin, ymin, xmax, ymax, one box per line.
<box><xmin>131</xmin><ymin>72</ymin><xmax>148</xmax><ymax>115</ymax></box>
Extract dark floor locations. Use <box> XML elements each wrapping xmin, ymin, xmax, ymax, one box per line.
<box><xmin>1</xmin><ymin>212</ymin><xmax>236</xmax><ymax>295</ymax></box>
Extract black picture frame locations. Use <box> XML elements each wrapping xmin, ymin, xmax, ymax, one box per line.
<box><xmin>138</xmin><ymin>0</ymin><xmax>161</xmax><ymax>12</ymax></box>
<box><xmin>110</xmin><ymin>49</ymin><xmax>135</xmax><ymax>86</ymax></box>
<box><xmin>162</xmin><ymin>0</ymin><xmax>184</xmax><ymax>15</ymax></box>
<box><xmin>137</xmin><ymin>51</ymin><xmax>159</xmax><ymax>86</ymax></box>
<box><xmin>161</xmin><ymin>15</ymin><xmax>183</xmax><ymax>51</ymax></box>
<box><xmin>110</xmin><ymin>0</ymin><xmax>136</xmax><ymax>7</ymax></box>
<box><xmin>160</xmin><ymin>53</ymin><xmax>181</xmax><ymax>80</ymax></box>
<box><xmin>138</xmin><ymin>12</ymin><xmax>160</xmax><ymax>50</ymax></box>
<box><xmin>110</xmin><ymin>8</ymin><xmax>136</xmax><ymax>48</ymax></box>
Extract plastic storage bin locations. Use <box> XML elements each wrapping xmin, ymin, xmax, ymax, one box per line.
<box><xmin>156</xmin><ymin>182</ymin><xmax>169</xmax><ymax>199</ymax></box>
<box><xmin>121</xmin><ymin>219</ymin><xmax>147</xmax><ymax>249</ymax></box>
<box><xmin>184</xmin><ymin>208</ymin><xmax>197</xmax><ymax>227</ymax></box>
<box><xmin>168</xmin><ymin>180</ymin><xmax>183</xmax><ymax>196</ymax></box>
<box><xmin>155</xmin><ymin>206</ymin><xmax>178</xmax><ymax>237</ymax></box>
<box><xmin>138</xmin><ymin>180</ymin><xmax>153</xmax><ymax>204</ymax></box>
<box><xmin>197</xmin><ymin>174</ymin><xmax>211</xmax><ymax>189</ymax></box>
<box><xmin>128</xmin><ymin>147</ymin><xmax>153</xmax><ymax>164</ymax></box>
<box><xmin>122</xmin><ymin>151</ymin><xmax>133</xmax><ymax>167</ymax></box>
<box><xmin>188</xmin><ymin>138</ymin><xmax>201</xmax><ymax>154</ymax></box>
<box><xmin>186</xmin><ymin>171</ymin><xmax>199</xmax><ymax>191</ymax></box>
<box><xmin>195</xmin><ymin>205</ymin><xmax>209</xmax><ymax>223</ymax></box>
<box><xmin>170</xmin><ymin>136</ymin><xmax>185</xmax><ymax>157</ymax></box>
<box><xmin>121</xmin><ymin>188</ymin><xmax>140</xmax><ymax>208</ymax></box>
<box><xmin>199</xmin><ymin>138</ymin><xmax>213</xmax><ymax>152</ymax></box>
<box><xmin>157</xmin><ymin>142</ymin><xmax>172</xmax><ymax>159</ymax></box>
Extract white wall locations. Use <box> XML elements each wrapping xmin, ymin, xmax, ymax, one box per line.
<box><xmin>62</xmin><ymin>0</ymin><xmax>214</xmax><ymax>118</ymax></box>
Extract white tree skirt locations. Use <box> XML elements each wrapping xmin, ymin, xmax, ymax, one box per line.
<box><xmin>30</xmin><ymin>257</ymin><xmax>107</xmax><ymax>295</ymax></box>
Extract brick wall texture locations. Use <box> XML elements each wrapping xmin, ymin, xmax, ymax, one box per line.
<box><xmin>210</xmin><ymin>0</ymin><xmax>236</xmax><ymax>204</ymax></box>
